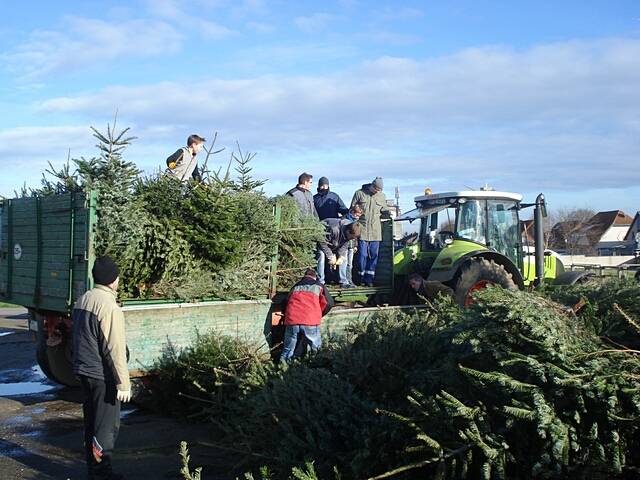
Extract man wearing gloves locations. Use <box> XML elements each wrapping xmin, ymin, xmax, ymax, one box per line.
<box><xmin>316</xmin><ymin>218</ymin><xmax>361</xmax><ymax>286</ymax></box>
<box><xmin>313</xmin><ymin>176</ymin><xmax>349</xmax><ymax>220</ymax></box>
<box><xmin>351</xmin><ymin>177</ymin><xmax>390</xmax><ymax>287</ymax></box>
<box><xmin>73</xmin><ymin>256</ymin><xmax>130</xmax><ymax>480</ymax></box>
<box><xmin>166</xmin><ymin>134</ymin><xmax>206</xmax><ymax>182</ymax></box>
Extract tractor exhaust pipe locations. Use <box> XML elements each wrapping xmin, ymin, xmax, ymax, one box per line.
<box><xmin>533</xmin><ymin>193</ymin><xmax>547</xmax><ymax>286</ymax></box>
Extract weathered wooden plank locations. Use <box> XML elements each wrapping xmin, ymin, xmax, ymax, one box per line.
<box><xmin>8</xmin><ymin>193</ymin><xmax>87</xmax><ymax>211</ymax></box>
<box><xmin>123</xmin><ymin>300</ymin><xmax>274</xmax><ymax>369</ymax></box>
<box><xmin>3</xmin><ymin>213</ymin><xmax>87</xmax><ymax>227</ymax></box>
<box><xmin>121</xmin><ymin>301</ymin><xmax>426</xmax><ymax>374</ymax></box>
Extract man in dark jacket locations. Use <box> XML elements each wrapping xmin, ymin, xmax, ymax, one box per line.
<box><xmin>286</xmin><ymin>172</ymin><xmax>319</xmax><ymax>219</ymax></box>
<box><xmin>280</xmin><ymin>269</ymin><xmax>334</xmax><ymax>362</ymax></box>
<box><xmin>313</xmin><ymin>176</ymin><xmax>349</xmax><ymax>220</ymax></box>
<box><xmin>72</xmin><ymin>256</ymin><xmax>130</xmax><ymax>480</ymax></box>
<box><xmin>351</xmin><ymin>177</ymin><xmax>390</xmax><ymax>286</ymax></box>
<box><xmin>316</xmin><ymin>219</ymin><xmax>361</xmax><ymax>286</ymax></box>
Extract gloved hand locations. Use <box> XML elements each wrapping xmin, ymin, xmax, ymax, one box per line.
<box><xmin>117</xmin><ymin>389</ymin><xmax>132</xmax><ymax>403</ymax></box>
<box><xmin>168</xmin><ymin>161</ymin><xmax>177</xmax><ymax>169</ymax></box>
<box><xmin>328</xmin><ymin>256</ymin><xmax>337</xmax><ymax>269</ymax></box>
<box><xmin>335</xmin><ymin>257</ymin><xmax>345</xmax><ymax>266</ymax></box>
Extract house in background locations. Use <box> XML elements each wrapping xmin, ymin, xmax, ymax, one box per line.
<box><xmin>624</xmin><ymin>211</ymin><xmax>640</xmax><ymax>255</ymax></box>
<box><xmin>573</xmin><ymin>210</ymin><xmax>634</xmax><ymax>255</ymax></box>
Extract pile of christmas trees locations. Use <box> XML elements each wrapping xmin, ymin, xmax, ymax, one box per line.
<box><xmin>21</xmin><ymin>123</ymin><xmax>323</xmax><ymax>300</ymax></box>
<box><xmin>157</xmin><ymin>279</ymin><xmax>640</xmax><ymax>479</ymax></box>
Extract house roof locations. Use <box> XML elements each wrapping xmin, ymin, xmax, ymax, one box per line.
<box><xmin>581</xmin><ymin>210</ymin><xmax>633</xmax><ymax>245</ymax></box>
<box><xmin>624</xmin><ymin>211</ymin><xmax>640</xmax><ymax>241</ymax></box>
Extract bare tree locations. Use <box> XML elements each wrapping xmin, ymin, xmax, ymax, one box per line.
<box><xmin>547</xmin><ymin>207</ymin><xmax>595</xmax><ymax>253</ymax></box>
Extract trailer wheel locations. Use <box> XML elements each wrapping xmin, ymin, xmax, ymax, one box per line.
<box><xmin>35</xmin><ymin>312</ymin><xmax>56</xmax><ymax>381</ymax></box>
<box><xmin>35</xmin><ymin>314</ymin><xmax>79</xmax><ymax>387</ymax></box>
<box><xmin>455</xmin><ymin>258</ymin><xmax>518</xmax><ymax>307</ymax></box>
<box><xmin>45</xmin><ymin>343</ymin><xmax>80</xmax><ymax>387</ymax></box>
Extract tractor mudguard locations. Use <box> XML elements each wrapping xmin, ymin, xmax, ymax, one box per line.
<box><xmin>427</xmin><ymin>250</ymin><xmax>525</xmax><ymax>289</ymax></box>
<box><xmin>553</xmin><ymin>271</ymin><xmax>593</xmax><ymax>286</ymax></box>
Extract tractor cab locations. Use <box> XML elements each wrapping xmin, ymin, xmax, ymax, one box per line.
<box><xmin>394</xmin><ymin>189</ymin><xmax>576</xmax><ymax>305</ymax></box>
<box><xmin>397</xmin><ymin>190</ymin><xmax>524</xmax><ymax>268</ymax></box>
<box><xmin>394</xmin><ymin>189</ymin><xmax>532</xmax><ymax>305</ymax></box>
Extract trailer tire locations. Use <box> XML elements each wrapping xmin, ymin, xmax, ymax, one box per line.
<box><xmin>35</xmin><ymin>313</ymin><xmax>79</xmax><ymax>387</ymax></box>
<box><xmin>455</xmin><ymin>258</ymin><xmax>518</xmax><ymax>307</ymax></box>
<box><xmin>35</xmin><ymin>312</ymin><xmax>56</xmax><ymax>381</ymax></box>
<box><xmin>45</xmin><ymin>343</ymin><xmax>80</xmax><ymax>387</ymax></box>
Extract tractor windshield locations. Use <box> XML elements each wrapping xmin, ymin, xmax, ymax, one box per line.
<box><xmin>456</xmin><ymin>200</ymin><xmax>487</xmax><ymax>244</ymax></box>
<box><xmin>455</xmin><ymin>198</ymin><xmax>522</xmax><ymax>267</ymax></box>
<box><xmin>486</xmin><ymin>200</ymin><xmax>521</xmax><ymax>267</ymax></box>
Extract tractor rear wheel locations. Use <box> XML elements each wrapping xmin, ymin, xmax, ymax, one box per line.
<box><xmin>455</xmin><ymin>258</ymin><xmax>518</xmax><ymax>307</ymax></box>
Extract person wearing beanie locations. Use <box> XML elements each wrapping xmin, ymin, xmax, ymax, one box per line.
<box><xmin>350</xmin><ymin>177</ymin><xmax>390</xmax><ymax>287</ymax></box>
<box><xmin>313</xmin><ymin>176</ymin><xmax>349</xmax><ymax>220</ymax></box>
<box><xmin>72</xmin><ymin>255</ymin><xmax>130</xmax><ymax>480</ymax></box>
<box><xmin>286</xmin><ymin>172</ymin><xmax>319</xmax><ymax>219</ymax></box>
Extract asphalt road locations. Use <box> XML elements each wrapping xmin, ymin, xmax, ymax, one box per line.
<box><xmin>0</xmin><ymin>308</ymin><xmax>220</xmax><ymax>479</ymax></box>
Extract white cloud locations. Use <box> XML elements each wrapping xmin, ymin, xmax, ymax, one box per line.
<box><xmin>10</xmin><ymin>37</ymin><xmax>640</xmax><ymax>200</ymax></box>
<box><xmin>246</xmin><ymin>21</ymin><xmax>275</xmax><ymax>34</ymax></box>
<box><xmin>149</xmin><ymin>0</ymin><xmax>236</xmax><ymax>39</ymax></box>
<box><xmin>377</xmin><ymin>7</ymin><xmax>424</xmax><ymax>21</ymax></box>
<box><xmin>294</xmin><ymin>13</ymin><xmax>339</xmax><ymax>33</ymax></box>
<box><xmin>0</xmin><ymin>126</ymin><xmax>92</xmax><ymax>157</ymax></box>
<box><xmin>2</xmin><ymin>15</ymin><xmax>182</xmax><ymax>79</ymax></box>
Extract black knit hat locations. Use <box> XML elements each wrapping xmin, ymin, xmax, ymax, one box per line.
<box><xmin>318</xmin><ymin>176</ymin><xmax>329</xmax><ymax>187</ymax></box>
<box><xmin>92</xmin><ymin>256</ymin><xmax>119</xmax><ymax>286</ymax></box>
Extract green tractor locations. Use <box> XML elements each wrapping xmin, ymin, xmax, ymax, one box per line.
<box><xmin>394</xmin><ymin>189</ymin><xmax>587</xmax><ymax>306</ymax></box>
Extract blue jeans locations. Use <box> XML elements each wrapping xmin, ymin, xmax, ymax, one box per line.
<box><xmin>338</xmin><ymin>246</ymin><xmax>355</xmax><ymax>285</ymax></box>
<box><xmin>316</xmin><ymin>250</ymin><xmax>326</xmax><ymax>284</ymax></box>
<box><xmin>358</xmin><ymin>240</ymin><xmax>380</xmax><ymax>285</ymax></box>
<box><xmin>280</xmin><ymin>325</ymin><xmax>322</xmax><ymax>362</ymax></box>
<box><xmin>317</xmin><ymin>250</ymin><xmax>348</xmax><ymax>285</ymax></box>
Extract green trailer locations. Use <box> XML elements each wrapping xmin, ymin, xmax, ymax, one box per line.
<box><xmin>0</xmin><ymin>192</ymin><xmax>400</xmax><ymax>386</ymax></box>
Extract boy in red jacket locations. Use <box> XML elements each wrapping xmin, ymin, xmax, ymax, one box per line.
<box><xmin>280</xmin><ymin>269</ymin><xmax>334</xmax><ymax>362</ymax></box>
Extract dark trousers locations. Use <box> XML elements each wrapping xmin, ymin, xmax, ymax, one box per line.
<box><xmin>80</xmin><ymin>375</ymin><xmax>121</xmax><ymax>478</ymax></box>
<box><xmin>358</xmin><ymin>240</ymin><xmax>380</xmax><ymax>285</ymax></box>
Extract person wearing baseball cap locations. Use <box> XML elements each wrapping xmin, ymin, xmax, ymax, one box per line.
<box><xmin>72</xmin><ymin>255</ymin><xmax>130</xmax><ymax>480</ymax></box>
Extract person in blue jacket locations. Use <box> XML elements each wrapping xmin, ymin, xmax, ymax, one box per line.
<box><xmin>313</xmin><ymin>177</ymin><xmax>349</xmax><ymax>220</ymax></box>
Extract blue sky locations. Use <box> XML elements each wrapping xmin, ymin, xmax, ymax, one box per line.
<box><xmin>1</xmin><ymin>0</ymin><xmax>639</xmax><ymax>217</ymax></box>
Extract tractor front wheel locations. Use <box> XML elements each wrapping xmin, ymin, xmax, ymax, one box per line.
<box><xmin>455</xmin><ymin>258</ymin><xmax>517</xmax><ymax>307</ymax></box>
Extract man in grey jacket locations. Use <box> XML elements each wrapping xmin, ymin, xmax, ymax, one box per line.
<box><xmin>351</xmin><ymin>177</ymin><xmax>390</xmax><ymax>287</ymax></box>
<box><xmin>73</xmin><ymin>256</ymin><xmax>130</xmax><ymax>480</ymax></box>
<box><xmin>286</xmin><ymin>172</ymin><xmax>319</xmax><ymax>219</ymax></box>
